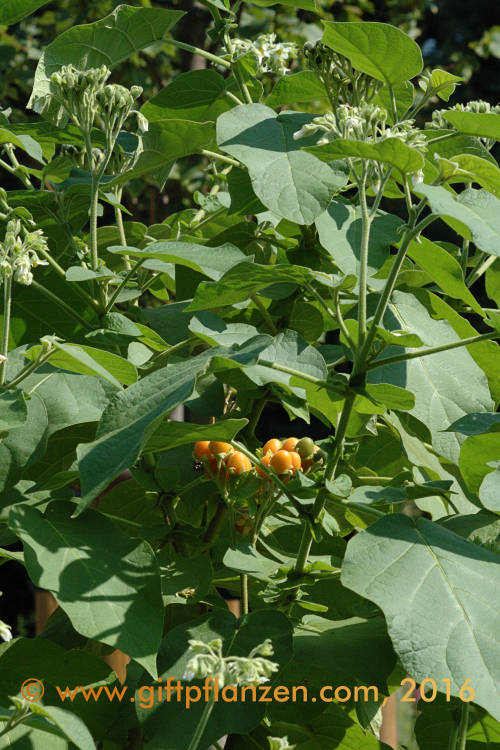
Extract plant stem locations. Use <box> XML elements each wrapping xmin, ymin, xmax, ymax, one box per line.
<box><xmin>466</xmin><ymin>254</ymin><xmax>496</xmax><ymax>287</ymax></box>
<box><xmin>5</xmin><ymin>347</ymin><xmax>55</xmax><ymax>389</ymax></box>
<box><xmin>357</xmin><ymin>170</ymin><xmax>372</xmax><ymax>345</ymax></box>
<box><xmin>114</xmin><ymin>187</ymin><xmax>131</xmax><ymax>270</ymax></box>
<box><xmin>358</xmin><ymin>205</ymin><xmax>433</xmax><ymax>364</ymax></box>
<box><xmin>167</xmin><ymin>39</ymin><xmax>231</xmax><ymax>68</ymax></box>
<box><xmin>105</xmin><ymin>258</ymin><xmax>146</xmax><ymax>313</ymax></box>
<box><xmin>367</xmin><ymin>331</ymin><xmax>497</xmax><ymax>370</ymax></box>
<box><xmin>186</xmin><ymin>694</ymin><xmax>216</xmax><ymax>750</ymax></box>
<box><xmin>457</xmin><ymin>703</ymin><xmax>470</xmax><ymax>750</ymax></box>
<box><xmin>251</xmin><ymin>294</ymin><xmax>278</xmax><ymax>335</ymax></box>
<box><xmin>240</xmin><ymin>573</ymin><xmax>249</xmax><ymax>614</ymax></box>
<box><xmin>0</xmin><ymin>276</ymin><xmax>12</xmax><ymax>385</ymax></box>
<box><xmin>201</xmin><ymin>149</ymin><xmax>240</xmax><ymax>167</ymax></box>
<box><xmin>89</xmin><ymin>176</ymin><xmax>100</xmax><ymax>273</ymax></box>
<box><xmin>460</xmin><ymin>237</ymin><xmax>470</xmax><ymax>279</ymax></box>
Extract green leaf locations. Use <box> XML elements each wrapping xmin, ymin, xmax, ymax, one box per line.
<box><xmin>430</xmin><ymin>68</ymin><xmax>464</xmax><ymax>101</ymax></box>
<box><xmin>407</xmin><ymin>236</ymin><xmax>484</xmax><ymax>315</ymax></box>
<box><xmin>217</xmin><ymin>104</ymin><xmax>348</xmax><ymax>224</ymax></box>
<box><xmin>186</xmin><ymin>261</ymin><xmax>345</xmax><ymax>311</ymax></box>
<box><xmin>479</xmin><ymin>461</ymin><xmax>500</xmax><ymax>512</ymax></box>
<box><xmin>272</xmin><ymin>703</ymin><xmax>392</xmax><ymax>749</ymax></box>
<box><xmin>459</xmin><ymin>432</ymin><xmax>500</xmax><ymax>493</ymax></box>
<box><xmin>0</xmin><ymin>0</ymin><xmax>50</xmax><ymax>25</ymax></box>
<box><xmin>413</xmin><ymin>287</ymin><xmax>500</xmax><ymax>403</ymax></box>
<box><xmin>290</xmin><ymin>301</ymin><xmax>324</xmax><ymax>343</ymax></box>
<box><xmin>250</xmin><ymin>0</ymin><xmax>318</xmax><ymax>10</ymax></box>
<box><xmin>14</xmin><ymin>701</ymin><xmax>95</xmax><ymax>750</ymax></box>
<box><xmin>29</xmin><ymin>5</ymin><xmax>185</xmax><ymax>119</ymax></box>
<box><xmin>322</xmin><ymin>22</ymin><xmax>423</xmax><ymax>85</ymax></box>
<box><xmin>144</xmin><ymin>418</ymin><xmax>248</xmax><ymax>453</ymax></box>
<box><xmin>443</xmin><ymin>110</ymin><xmax>500</xmax><ymax>141</ymax></box>
<box><xmin>141</xmin><ymin>69</ymin><xmax>232</xmax><ymax>123</ymax></box>
<box><xmin>0</xmin><ymin>128</ymin><xmax>44</xmax><ymax>163</ymax></box>
<box><xmin>447</xmin><ymin>154</ymin><xmax>500</xmax><ymax>199</ymax></box>
<box><xmin>293</xmin><ymin>614</ymin><xmax>396</xmax><ymax>691</ymax></box>
<box><xmin>446</xmin><ymin>412</ymin><xmax>500</xmax><ymax>436</ymax></box>
<box><xmin>158</xmin><ymin>551</ymin><xmax>213</xmax><ymax>605</ymax></box>
<box><xmin>226</xmin><ymin>167</ymin><xmax>266</xmax><ymax>216</ymax></box>
<box><xmin>369</xmin><ymin>291</ymin><xmax>493</xmax><ymax>463</ymax></box>
<box><xmin>416</xmin><ymin>185</ymin><xmax>500</xmax><ymax>256</ymax></box>
<box><xmin>342</xmin><ymin>513</ymin><xmax>500</xmax><ymax>721</ymax></box>
<box><xmin>108</xmin><ymin>241</ymin><xmax>246</xmax><ymax>280</ymax></box>
<box><xmin>316</xmin><ymin>198</ymin><xmax>403</xmax><ymax>284</ymax></box>
<box><xmin>266</xmin><ymin>71</ymin><xmax>328</xmax><ymax>108</ymax></box>
<box><xmin>9</xmin><ymin>501</ymin><xmax>163</xmax><ymax>677</ymax></box>
<box><xmin>0</xmin><ymin>391</ymin><xmax>27</xmax><ymax>432</ymax></box>
<box><xmin>305</xmin><ymin>137</ymin><xmax>424</xmax><ymax>174</ymax></box>
<box><xmin>25</xmin><ymin>342</ymin><xmax>137</xmax><ymax>388</ymax></box>
<box><xmin>109</xmin><ymin>119</ymin><xmax>214</xmax><ymax>188</ymax></box>
<box><xmin>77</xmin><ymin>340</ymin><xmax>270</xmax><ymax>507</ymax></box>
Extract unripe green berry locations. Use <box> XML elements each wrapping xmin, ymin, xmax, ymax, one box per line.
<box><xmin>296</xmin><ymin>437</ymin><xmax>315</xmax><ymax>461</ymax></box>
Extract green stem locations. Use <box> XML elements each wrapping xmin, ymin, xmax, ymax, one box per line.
<box><xmin>31</xmin><ymin>280</ymin><xmax>94</xmax><ymax>331</ymax></box>
<box><xmin>0</xmin><ymin>276</ymin><xmax>12</xmax><ymax>385</ymax></box>
<box><xmin>357</xmin><ymin>171</ymin><xmax>372</xmax><ymax>345</ymax></box>
<box><xmin>105</xmin><ymin>258</ymin><xmax>146</xmax><ymax>313</ymax></box>
<box><xmin>167</xmin><ymin>39</ymin><xmax>231</xmax><ymax>68</ymax></box>
<box><xmin>89</xmin><ymin>176</ymin><xmax>100</xmax><ymax>273</ymax></box>
<box><xmin>293</xmin><ymin>389</ymin><xmax>356</xmax><ymax>577</ymax></box>
<box><xmin>114</xmin><ymin>187</ymin><xmax>131</xmax><ymax>270</ymax></box>
<box><xmin>358</xmin><ymin>205</ymin><xmax>433</xmax><ymax>364</ymax></box>
<box><xmin>240</xmin><ymin>573</ymin><xmax>249</xmax><ymax>614</ymax></box>
<box><xmin>466</xmin><ymin>254</ymin><xmax>496</xmax><ymax>288</ymax></box>
<box><xmin>35</xmin><ymin>246</ymin><xmax>100</xmax><ymax>312</ymax></box>
<box><xmin>201</xmin><ymin>149</ymin><xmax>240</xmax><ymax>167</ymax></box>
<box><xmin>367</xmin><ymin>332</ymin><xmax>496</xmax><ymax>370</ymax></box>
<box><xmin>186</xmin><ymin>693</ymin><xmax>216</xmax><ymax>750</ymax></box>
<box><xmin>5</xmin><ymin>348</ymin><xmax>55</xmax><ymax>390</ymax></box>
<box><xmin>251</xmin><ymin>294</ymin><xmax>278</xmax><ymax>335</ymax></box>
<box><xmin>143</xmin><ymin>339</ymin><xmax>193</xmax><ymax>373</ymax></box>
<box><xmin>457</xmin><ymin>703</ymin><xmax>470</xmax><ymax>750</ymax></box>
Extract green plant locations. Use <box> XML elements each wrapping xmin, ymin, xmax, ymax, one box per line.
<box><xmin>1</xmin><ymin>3</ymin><xmax>500</xmax><ymax>750</ymax></box>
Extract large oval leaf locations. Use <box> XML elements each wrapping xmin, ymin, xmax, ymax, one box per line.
<box><xmin>29</xmin><ymin>5</ymin><xmax>185</xmax><ymax>120</ymax></box>
<box><xmin>417</xmin><ymin>185</ymin><xmax>500</xmax><ymax>256</ymax></box>
<box><xmin>322</xmin><ymin>22</ymin><xmax>423</xmax><ymax>85</ymax></box>
<box><xmin>341</xmin><ymin>513</ymin><xmax>500</xmax><ymax>722</ymax></box>
<box><xmin>216</xmin><ymin>104</ymin><xmax>348</xmax><ymax>224</ymax></box>
<box><xmin>9</xmin><ymin>501</ymin><xmax>164</xmax><ymax>677</ymax></box>
<box><xmin>369</xmin><ymin>291</ymin><xmax>493</xmax><ymax>463</ymax></box>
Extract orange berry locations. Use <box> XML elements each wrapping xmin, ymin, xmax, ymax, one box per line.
<box><xmin>226</xmin><ymin>451</ymin><xmax>252</xmax><ymax>475</ymax></box>
<box><xmin>282</xmin><ymin>437</ymin><xmax>299</xmax><ymax>452</ymax></box>
<box><xmin>262</xmin><ymin>438</ymin><xmax>282</xmax><ymax>456</ymax></box>
<box><xmin>270</xmin><ymin>449</ymin><xmax>293</xmax><ymax>475</ymax></box>
<box><xmin>209</xmin><ymin>441</ymin><xmax>233</xmax><ymax>458</ymax></box>
<box><xmin>194</xmin><ymin>441</ymin><xmax>212</xmax><ymax>461</ymax></box>
<box><xmin>289</xmin><ymin>451</ymin><xmax>302</xmax><ymax>473</ymax></box>
<box><xmin>256</xmin><ymin>453</ymin><xmax>272</xmax><ymax>478</ymax></box>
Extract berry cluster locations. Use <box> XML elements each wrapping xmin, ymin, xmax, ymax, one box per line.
<box><xmin>193</xmin><ymin>436</ymin><xmax>323</xmax><ymax>483</ymax></box>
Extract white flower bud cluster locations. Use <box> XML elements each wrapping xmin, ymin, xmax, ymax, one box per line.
<box><xmin>427</xmin><ymin>99</ymin><xmax>500</xmax><ymax>130</ymax></box>
<box><xmin>0</xmin><ymin>219</ymin><xmax>49</xmax><ymax>286</ymax></box>
<box><xmin>50</xmin><ymin>64</ymin><xmax>144</xmax><ymax>142</ymax></box>
<box><xmin>0</xmin><ymin>620</ymin><xmax>12</xmax><ymax>642</ymax></box>
<box><xmin>226</xmin><ymin>34</ymin><xmax>297</xmax><ymax>75</ymax></box>
<box><xmin>182</xmin><ymin>637</ymin><xmax>279</xmax><ymax>687</ymax></box>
